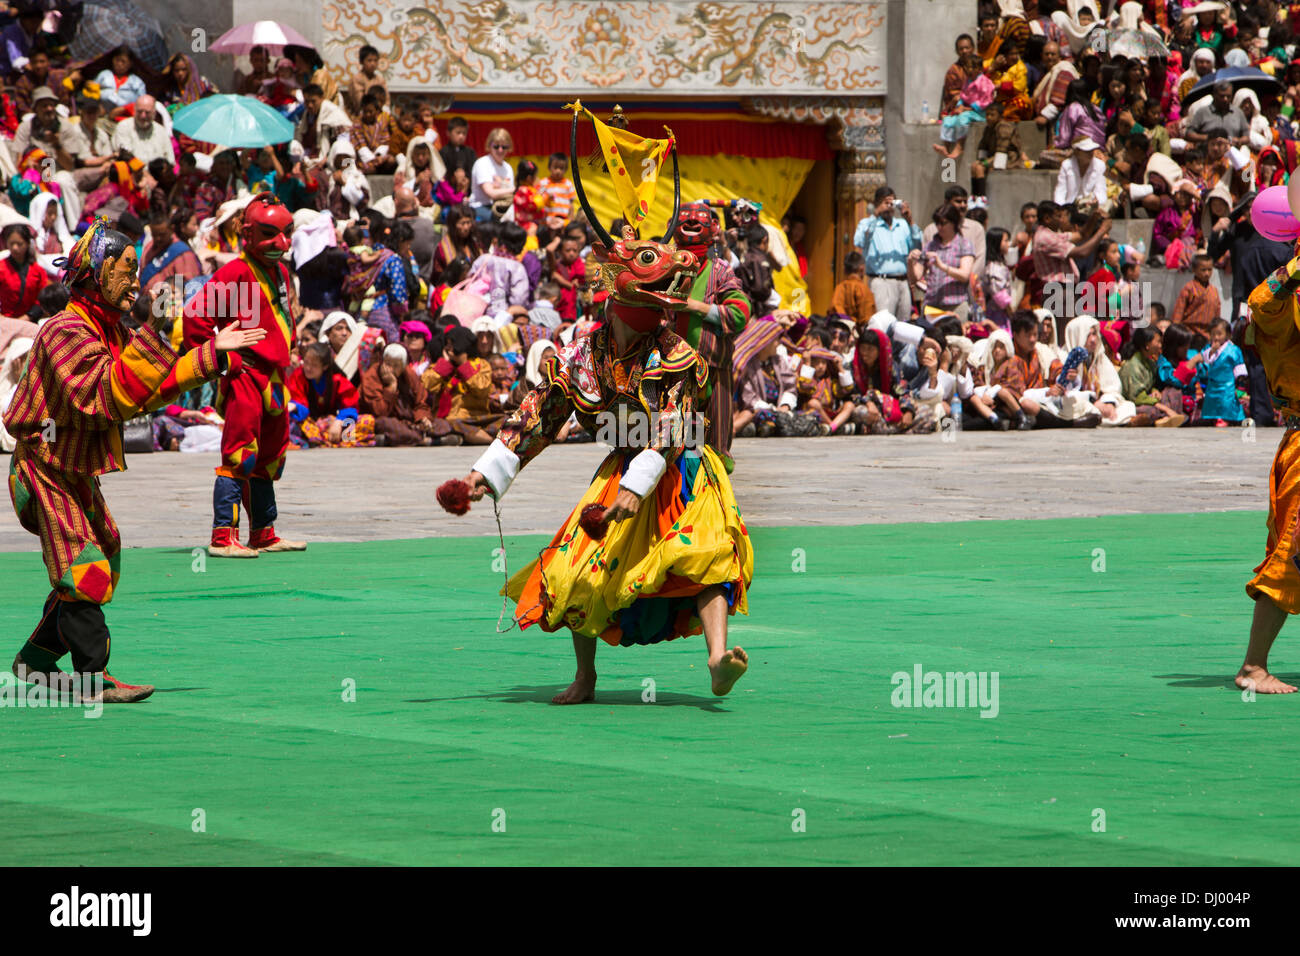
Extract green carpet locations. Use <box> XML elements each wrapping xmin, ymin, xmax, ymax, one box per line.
<box><xmin>0</xmin><ymin>511</ymin><xmax>1294</xmax><ymax>866</ymax></box>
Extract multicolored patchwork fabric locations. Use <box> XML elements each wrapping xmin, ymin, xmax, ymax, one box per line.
<box><xmin>500</xmin><ymin>325</ymin><xmax>705</xmax><ymax>473</ymax></box>
<box><xmin>216</xmin><ymin>364</ymin><xmax>289</xmax><ymax>481</ymax></box>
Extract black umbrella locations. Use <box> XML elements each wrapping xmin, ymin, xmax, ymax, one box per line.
<box><xmin>1183</xmin><ymin>65</ymin><xmax>1281</xmax><ymax>108</ymax></box>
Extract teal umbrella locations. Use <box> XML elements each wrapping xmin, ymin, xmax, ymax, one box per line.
<box><xmin>171</xmin><ymin>94</ymin><xmax>295</xmax><ymax>148</ymax></box>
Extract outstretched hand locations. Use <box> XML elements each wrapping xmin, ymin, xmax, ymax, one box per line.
<box><xmin>214</xmin><ymin>325</ymin><xmax>268</xmax><ymax>352</ymax></box>
<box><xmin>462</xmin><ymin>471</ymin><xmax>493</xmax><ymax>501</ymax></box>
<box><xmin>605</xmin><ymin>488</ymin><xmax>641</xmax><ymax>524</ymax></box>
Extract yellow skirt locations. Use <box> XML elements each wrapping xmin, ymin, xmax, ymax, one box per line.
<box><xmin>506</xmin><ymin>445</ymin><xmax>753</xmax><ymax>646</ymax></box>
<box><xmin>1247</xmin><ymin>428</ymin><xmax>1300</xmax><ymax>613</ymax></box>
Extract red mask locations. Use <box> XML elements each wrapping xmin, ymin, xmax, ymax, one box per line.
<box><xmin>241</xmin><ymin>194</ymin><xmax>293</xmax><ymax>267</ymax></box>
<box><xmin>673</xmin><ymin>203</ymin><xmax>716</xmax><ymax>257</ymax></box>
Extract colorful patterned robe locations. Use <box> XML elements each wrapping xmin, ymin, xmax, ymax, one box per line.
<box><xmin>500</xmin><ymin>324</ymin><xmax>707</xmax><ymax>469</ymax></box>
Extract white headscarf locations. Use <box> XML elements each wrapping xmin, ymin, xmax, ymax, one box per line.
<box><xmin>290</xmin><ymin>209</ymin><xmax>338</xmax><ymax>269</ymax></box>
<box><xmin>1062</xmin><ymin>314</ymin><xmax>1135</xmax><ymax>422</ymax></box>
<box><xmin>320</xmin><ymin>310</ymin><xmax>365</xmax><ymax>380</ymax></box>
<box><xmin>28</xmin><ymin>192</ymin><xmax>70</xmax><ymax>253</ymax></box>
<box><xmin>524</xmin><ymin>338</ymin><xmax>555</xmax><ymax>388</ymax></box>
<box><xmin>970</xmin><ymin>329</ymin><xmax>1014</xmax><ymax>381</ymax></box>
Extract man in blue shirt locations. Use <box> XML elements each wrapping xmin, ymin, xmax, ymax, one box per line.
<box><xmin>854</xmin><ymin>185</ymin><xmax>922</xmax><ymax>320</ymax></box>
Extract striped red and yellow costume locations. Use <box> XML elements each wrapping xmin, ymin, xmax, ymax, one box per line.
<box><xmin>5</xmin><ymin>278</ymin><xmax>222</xmax><ymax>683</ymax></box>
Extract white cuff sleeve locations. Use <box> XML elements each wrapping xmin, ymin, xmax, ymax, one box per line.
<box><xmin>838</xmin><ymin>368</ymin><xmax>854</xmax><ymax>387</ymax></box>
<box><xmin>1130</xmin><ymin>183</ymin><xmax>1154</xmax><ymax>200</ymax></box>
<box><xmin>472</xmin><ymin>439</ymin><xmax>521</xmax><ymax>499</ymax></box>
<box><xmin>619</xmin><ymin>449</ymin><xmax>667</xmax><ymax>499</ymax></box>
<box><xmin>893</xmin><ymin>321</ymin><xmax>925</xmax><ymax>348</ymax></box>
<box><xmin>1041</xmin><ymin>104</ymin><xmax>1060</xmax><ymax>120</ymax></box>
<box><xmin>1233</xmin><ymin>363</ymin><xmax>1247</xmax><ymax>378</ymax></box>
<box><xmin>778</xmin><ymin>390</ymin><xmax>797</xmax><ymax>409</ymax></box>
<box><xmin>800</xmin><ymin>364</ymin><xmax>815</xmax><ymax>378</ymax></box>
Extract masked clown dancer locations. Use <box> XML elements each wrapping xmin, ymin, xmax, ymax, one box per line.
<box><xmin>671</xmin><ymin>202</ymin><xmax>751</xmax><ymax>473</ymax></box>
<box><xmin>450</xmin><ymin>107</ymin><xmax>754</xmax><ymax>704</ymax></box>
<box><xmin>5</xmin><ymin>219</ymin><xmax>264</xmax><ymax>701</ymax></box>
<box><xmin>183</xmin><ymin>193</ymin><xmax>306</xmax><ymax>558</ymax></box>
<box><xmin>1237</xmin><ymin>245</ymin><xmax>1300</xmax><ymax>695</ymax></box>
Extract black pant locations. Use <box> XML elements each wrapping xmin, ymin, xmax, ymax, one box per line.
<box><xmin>22</xmin><ymin>591</ymin><xmax>111</xmax><ymax>674</ymax></box>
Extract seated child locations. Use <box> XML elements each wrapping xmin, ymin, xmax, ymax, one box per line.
<box><xmin>970</xmin><ymin>329</ymin><xmax>1031</xmax><ymax>429</ymax></box>
<box><xmin>1195</xmin><ymin>316</ymin><xmax>1248</xmax><ymax>426</ymax></box>
<box><xmin>289</xmin><ymin>342</ymin><xmax>376</xmax><ymax>447</ymax></box>
<box><xmin>796</xmin><ymin>346</ymin><xmax>855</xmax><ymax>435</ymax></box>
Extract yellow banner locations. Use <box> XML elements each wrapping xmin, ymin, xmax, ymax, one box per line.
<box><xmin>571</xmin><ymin>102</ymin><xmax>673</xmax><ymax>230</ymax></box>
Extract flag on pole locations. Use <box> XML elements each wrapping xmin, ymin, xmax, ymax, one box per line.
<box><xmin>567</xmin><ymin>101</ymin><xmax>673</xmax><ymax>230</ymax></box>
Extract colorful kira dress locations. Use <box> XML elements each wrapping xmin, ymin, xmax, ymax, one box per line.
<box><xmin>473</xmin><ymin>324</ymin><xmax>753</xmax><ymax>646</ymax></box>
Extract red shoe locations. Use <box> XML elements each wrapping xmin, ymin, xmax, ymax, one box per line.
<box><xmin>92</xmin><ymin>672</ymin><xmax>155</xmax><ymax>703</ymax></box>
<box><xmin>248</xmin><ymin>525</ymin><xmax>306</xmax><ymax>552</ymax></box>
<box><xmin>1215</xmin><ymin>419</ymin><xmax>1228</xmax><ymax>428</ymax></box>
<box><xmin>209</xmin><ymin>526</ymin><xmax>258</xmax><ymax>558</ymax></box>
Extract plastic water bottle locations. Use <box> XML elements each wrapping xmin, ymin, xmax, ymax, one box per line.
<box><xmin>1135</xmin><ymin>238</ymin><xmax>1147</xmax><ymax>258</ymax></box>
<box><xmin>922</xmin><ymin>100</ymin><xmax>931</xmax><ymax>125</ymax></box>
<box><xmin>951</xmin><ymin>396</ymin><xmax>963</xmax><ymax>430</ymax></box>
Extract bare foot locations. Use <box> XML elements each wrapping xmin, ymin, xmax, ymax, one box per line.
<box><xmin>710</xmin><ymin>647</ymin><xmax>748</xmax><ymax>696</ymax></box>
<box><xmin>931</xmin><ymin>143</ymin><xmax>950</xmax><ymax>158</ymax></box>
<box><xmin>551</xmin><ymin>670</ymin><xmax>596</xmax><ymax>704</ymax></box>
<box><xmin>1236</xmin><ymin>665</ymin><xmax>1297</xmax><ymax>694</ymax></box>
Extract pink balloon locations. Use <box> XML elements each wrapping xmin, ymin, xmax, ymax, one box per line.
<box><xmin>1252</xmin><ymin>185</ymin><xmax>1300</xmax><ymax>242</ymax></box>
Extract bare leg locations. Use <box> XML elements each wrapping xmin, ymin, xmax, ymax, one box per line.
<box><xmin>829</xmin><ymin>402</ymin><xmax>854</xmax><ymax>433</ymax></box>
<box><xmin>552</xmin><ymin>632</ymin><xmax>598</xmax><ymax>704</ymax></box>
<box><xmin>1237</xmin><ymin>595</ymin><xmax>1297</xmax><ymax>694</ymax></box>
<box><xmin>698</xmin><ymin>585</ymin><xmax>747</xmax><ymax>696</ymax></box>
<box><xmin>733</xmin><ymin>408</ymin><xmax>755</xmax><ymax>432</ymax></box>
<box><xmin>968</xmin><ymin>393</ymin><xmax>994</xmax><ymax>420</ymax></box>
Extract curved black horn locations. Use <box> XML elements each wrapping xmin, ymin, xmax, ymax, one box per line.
<box><xmin>653</xmin><ymin>143</ymin><xmax>682</xmax><ymax>243</ymax></box>
<box><xmin>570</xmin><ymin>109</ymin><xmax>614</xmax><ymax>249</ymax></box>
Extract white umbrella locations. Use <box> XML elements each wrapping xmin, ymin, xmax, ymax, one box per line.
<box><xmin>210</xmin><ymin>20</ymin><xmax>314</xmax><ymax>55</ymax></box>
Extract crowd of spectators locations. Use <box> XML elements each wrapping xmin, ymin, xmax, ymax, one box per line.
<box><xmin>879</xmin><ymin>0</ymin><xmax>1300</xmax><ymax>429</ymax></box>
<box><xmin>2</xmin><ymin>0</ymin><xmax>1292</xmax><ymax>456</ymax></box>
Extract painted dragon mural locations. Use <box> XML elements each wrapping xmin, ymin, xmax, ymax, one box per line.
<box><xmin>318</xmin><ymin>0</ymin><xmax>884</xmax><ymax>94</ymax></box>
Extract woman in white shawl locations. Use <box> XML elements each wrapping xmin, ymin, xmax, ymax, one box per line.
<box><xmin>28</xmin><ymin>191</ymin><xmax>71</xmax><ymax>278</ymax></box>
<box><xmin>1234</xmin><ymin>88</ymin><xmax>1273</xmax><ymax>153</ymax></box>
<box><xmin>393</xmin><ymin>133</ymin><xmax>445</xmax><ymax>214</ymax></box>
<box><xmin>318</xmin><ymin>310</ymin><xmax>368</xmax><ymax>381</ymax></box>
<box><xmin>1062</xmin><ymin>314</ymin><xmax>1136</xmax><ymax>425</ymax></box>
<box><xmin>328</xmin><ymin>138</ymin><xmax>369</xmax><ymax>220</ymax></box>
<box><xmin>1052</xmin><ymin>0</ymin><xmax>1103</xmax><ymax>56</ymax></box>
<box><xmin>968</xmin><ymin>328</ymin><xmax>1032</xmax><ymax>429</ymax></box>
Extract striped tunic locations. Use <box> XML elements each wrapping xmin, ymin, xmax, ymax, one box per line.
<box><xmin>4</xmin><ymin>305</ymin><xmax>222</xmax><ymax>477</ymax></box>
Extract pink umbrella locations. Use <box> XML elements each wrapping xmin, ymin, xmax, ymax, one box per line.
<box><xmin>210</xmin><ymin>20</ymin><xmax>314</xmax><ymax>55</ymax></box>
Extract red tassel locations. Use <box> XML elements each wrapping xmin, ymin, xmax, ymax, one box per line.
<box><xmin>579</xmin><ymin>503</ymin><xmax>609</xmax><ymax>540</ymax></box>
<box><xmin>437</xmin><ymin>479</ymin><xmax>472</xmax><ymax>516</ymax></box>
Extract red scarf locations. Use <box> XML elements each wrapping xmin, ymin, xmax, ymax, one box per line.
<box><xmin>67</xmin><ymin>287</ymin><xmax>127</xmax><ymax>360</ymax></box>
<box><xmin>851</xmin><ymin>327</ymin><xmax>893</xmax><ymax>395</ymax></box>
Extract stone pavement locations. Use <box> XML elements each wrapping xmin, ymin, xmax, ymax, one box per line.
<box><xmin>0</xmin><ymin>426</ymin><xmax>1278</xmax><ymax>552</ymax></box>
